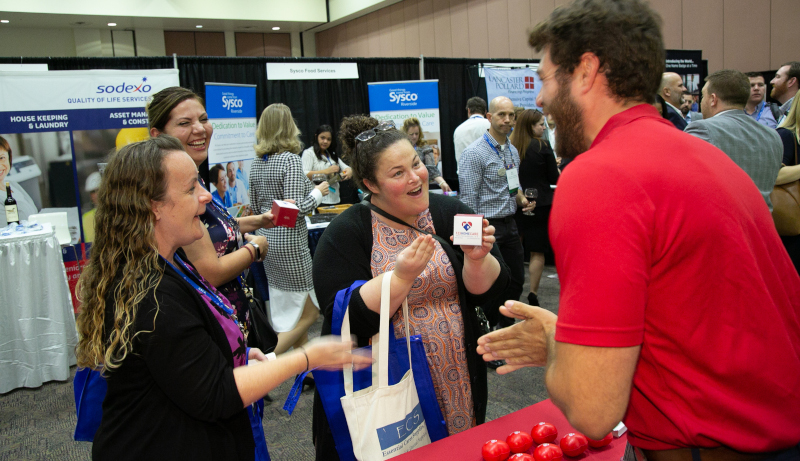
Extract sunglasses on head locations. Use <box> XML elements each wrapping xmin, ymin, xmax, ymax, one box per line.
<box><xmin>355</xmin><ymin>120</ymin><xmax>396</xmax><ymax>144</ymax></box>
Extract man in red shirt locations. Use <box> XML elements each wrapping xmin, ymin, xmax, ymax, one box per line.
<box><xmin>476</xmin><ymin>0</ymin><xmax>800</xmax><ymax>459</ymax></box>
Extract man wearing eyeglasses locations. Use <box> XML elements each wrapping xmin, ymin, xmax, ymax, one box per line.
<box><xmin>458</xmin><ymin>96</ymin><xmax>534</xmax><ymax>341</ymax></box>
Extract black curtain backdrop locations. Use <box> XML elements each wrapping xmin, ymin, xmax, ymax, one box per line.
<box><xmin>424</xmin><ymin>58</ymin><xmax>536</xmax><ymax>185</ymax></box>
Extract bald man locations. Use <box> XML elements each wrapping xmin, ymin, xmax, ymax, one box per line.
<box><xmin>660</xmin><ymin>72</ymin><xmax>688</xmax><ymax>129</ymax></box>
<box><xmin>459</xmin><ymin>96</ymin><xmax>532</xmax><ymax>340</ymax></box>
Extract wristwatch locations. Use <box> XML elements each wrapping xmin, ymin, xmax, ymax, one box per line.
<box><xmin>248</xmin><ymin>242</ymin><xmax>261</xmax><ymax>260</ymax></box>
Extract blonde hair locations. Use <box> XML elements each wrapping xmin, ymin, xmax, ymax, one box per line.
<box><xmin>778</xmin><ymin>89</ymin><xmax>800</xmax><ymax>144</ymax></box>
<box><xmin>254</xmin><ymin>103</ymin><xmax>303</xmax><ymax>158</ymax></box>
<box><xmin>401</xmin><ymin>117</ymin><xmax>427</xmax><ymax>147</ymax></box>
<box><xmin>75</xmin><ymin>136</ymin><xmax>183</xmax><ymax>371</ymax></box>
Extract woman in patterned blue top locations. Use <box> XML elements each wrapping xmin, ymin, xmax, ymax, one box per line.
<box><xmin>148</xmin><ymin>87</ymin><xmax>274</xmax><ymax>337</ymax></box>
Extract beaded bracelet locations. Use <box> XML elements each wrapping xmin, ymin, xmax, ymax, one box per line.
<box><xmin>242</xmin><ymin>244</ymin><xmax>255</xmax><ymax>263</ymax></box>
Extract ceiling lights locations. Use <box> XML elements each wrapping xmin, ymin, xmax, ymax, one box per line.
<box><xmin>272</xmin><ymin>26</ymin><xmax>280</xmax><ymax>30</ymax></box>
<box><xmin>1</xmin><ymin>20</ymin><xmax>9</xmax><ymax>24</ymax></box>
<box><xmin>196</xmin><ymin>25</ymin><xmax>203</xmax><ymax>28</ymax></box>
<box><xmin>107</xmin><ymin>22</ymin><xmax>116</xmax><ymax>26</ymax></box>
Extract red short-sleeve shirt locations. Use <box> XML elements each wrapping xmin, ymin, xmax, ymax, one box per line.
<box><xmin>551</xmin><ymin>105</ymin><xmax>800</xmax><ymax>452</ymax></box>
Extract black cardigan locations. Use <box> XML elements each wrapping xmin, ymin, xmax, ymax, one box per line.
<box><xmin>311</xmin><ymin>193</ymin><xmax>510</xmax><ymax>460</ymax></box>
<box><xmin>92</xmin><ymin>250</ymin><xmax>254</xmax><ymax>461</ymax></box>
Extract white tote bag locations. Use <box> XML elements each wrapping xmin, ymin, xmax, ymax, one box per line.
<box><xmin>340</xmin><ymin>270</ymin><xmax>432</xmax><ymax>460</ymax></box>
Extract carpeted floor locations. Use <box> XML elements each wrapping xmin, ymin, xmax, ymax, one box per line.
<box><xmin>0</xmin><ymin>265</ymin><xmax>560</xmax><ymax>461</ymax></box>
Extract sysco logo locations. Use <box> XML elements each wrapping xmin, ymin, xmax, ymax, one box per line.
<box><xmin>96</xmin><ymin>77</ymin><xmax>152</xmax><ymax>94</ymax></box>
<box><xmin>389</xmin><ymin>91</ymin><xmax>418</xmax><ymax>104</ymax></box>
<box><xmin>222</xmin><ymin>95</ymin><xmax>244</xmax><ymax>110</ymax></box>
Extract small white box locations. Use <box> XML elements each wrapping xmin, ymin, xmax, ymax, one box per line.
<box><xmin>613</xmin><ymin>421</ymin><xmax>627</xmax><ymax>437</ymax></box>
<box><xmin>452</xmin><ymin>214</ymin><xmax>483</xmax><ymax>246</ymax></box>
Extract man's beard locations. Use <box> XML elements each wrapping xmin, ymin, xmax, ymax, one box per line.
<box><xmin>771</xmin><ymin>84</ymin><xmax>785</xmax><ymax>100</ymax></box>
<box><xmin>551</xmin><ymin>81</ymin><xmax>589</xmax><ymax>160</ymax></box>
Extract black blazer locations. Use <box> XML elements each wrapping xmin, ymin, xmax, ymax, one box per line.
<box><xmin>519</xmin><ymin>139</ymin><xmax>560</xmax><ymax>208</ymax></box>
<box><xmin>665</xmin><ymin>103</ymin><xmax>688</xmax><ymax>130</ymax></box>
<box><xmin>93</xmin><ymin>249</ymin><xmax>253</xmax><ymax>461</ymax></box>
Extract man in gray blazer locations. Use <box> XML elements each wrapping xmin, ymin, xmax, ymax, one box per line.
<box><xmin>685</xmin><ymin>70</ymin><xmax>783</xmax><ymax>211</ymax></box>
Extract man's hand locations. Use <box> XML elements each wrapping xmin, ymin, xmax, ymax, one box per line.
<box><xmin>520</xmin><ymin>200</ymin><xmax>536</xmax><ymax>214</ymax></box>
<box><xmin>477</xmin><ymin>301</ymin><xmax>557</xmax><ymax>374</ymax></box>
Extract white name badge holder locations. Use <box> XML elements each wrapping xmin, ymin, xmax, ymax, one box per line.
<box><xmin>505</xmin><ymin>167</ymin><xmax>520</xmax><ymax>196</ymax></box>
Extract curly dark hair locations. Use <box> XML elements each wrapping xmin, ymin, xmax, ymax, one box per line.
<box><xmin>338</xmin><ymin>115</ymin><xmax>410</xmax><ymax>191</ymax></box>
<box><xmin>529</xmin><ymin>0</ymin><xmax>665</xmax><ymax>104</ymax></box>
<box><xmin>209</xmin><ymin>163</ymin><xmax>226</xmax><ymax>186</ymax></box>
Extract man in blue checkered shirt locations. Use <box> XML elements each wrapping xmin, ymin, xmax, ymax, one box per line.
<box><xmin>459</xmin><ymin>96</ymin><xmax>534</xmax><ymax>334</ymax></box>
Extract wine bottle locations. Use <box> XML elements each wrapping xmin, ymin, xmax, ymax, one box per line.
<box><xmin>5</xmin><ymin>181</ymin><xmax>19</xmax><ymax>225</ymax></box>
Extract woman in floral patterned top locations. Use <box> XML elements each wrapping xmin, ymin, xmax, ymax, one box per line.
<box><xmin>311</xmin><ymin>115</ymin><xmax>510</xmax><ymax>460</ymax></box>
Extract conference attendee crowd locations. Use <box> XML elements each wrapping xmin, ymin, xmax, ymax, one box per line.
<box><xmin>73</xmin><ymin>0</ymin><xmax>800</xmax><ymax>459</ymax></box>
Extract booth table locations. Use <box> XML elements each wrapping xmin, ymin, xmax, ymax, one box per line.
<box><xmin>0</xmin><ymin>225</ymin><xmax>78</xmax><ymax>393</ymax></box>
<box><xmin>394</xmin><ymin>399</ymin><xmax>627</xmax><ymax>461</ymax></box>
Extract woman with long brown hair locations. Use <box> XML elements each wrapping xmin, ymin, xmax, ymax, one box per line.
<box><xmin>510</xmin><ymin>109</ymin><xmax>560</xmax><ymax>307</ymax></box>
<box><xmin>75</xmin><ymin>136</ymin><xmax>367</xmax><ymax>460</ymax></box>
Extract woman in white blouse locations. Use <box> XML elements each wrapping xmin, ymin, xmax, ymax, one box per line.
<box><xmin>301</xmin><ymin>125</ymin><xmax>352</xmax><ymax>205</ymax></box>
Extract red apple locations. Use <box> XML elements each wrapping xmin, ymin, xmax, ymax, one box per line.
<box><xmin>559</xmin><ymin>432</ymin><xmax>588</xmax><ymax>457</ymax></box>
<box><xmin>587</xmin><ymin>433</ymin><xmax>613</xmax><ymax>448</ymax></box>
<box><xmin>483</xmin><ymin>439</ymin><xmax>511</xmax><ymax>461</ymax></box>
<box><xmin>533</xmin><ymin>443</ymin><xmax>564</xmax><ymax>461</ymax></box>
<box><xmin>509</xmin><ymin>454</ymin><xmax>535</xmax><ymax>461</ymax></box>
<box><xmin>507</xmin><ymin>431</ymin><xmax>534</xmax><ymax>454</ymax></box>
<box><xmin>531</xmin><ymin>422</ymin><xmax>558</xmax><ymax>444</ymax></box>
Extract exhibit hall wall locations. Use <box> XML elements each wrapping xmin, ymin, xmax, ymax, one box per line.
<box><xmin>315</xmin><ymin>0</ymin><xmax>800</xmax><ymax>73</ymax></box>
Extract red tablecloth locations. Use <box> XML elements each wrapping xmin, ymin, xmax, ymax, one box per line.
<box><xmin>393</xmin><ymin>399</ymin><xmax>626</xmax><ymax>460</ymax></box>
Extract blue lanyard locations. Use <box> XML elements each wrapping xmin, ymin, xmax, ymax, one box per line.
<box><xmin>162</xmin><ymin>254</ymin><xmax>237</xmax><ymax>320</ymax></box>
<box><xmin>755</xmin><ymin>102</ymin><xmax>767</xmax><ymax>121</ymax></box>
<box><xmin>483</xmin><ymin>133</ymin><xmax>514</xmax><ymax>169</ymax></box>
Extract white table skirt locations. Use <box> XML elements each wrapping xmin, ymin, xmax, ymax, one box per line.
<box><xmin>0</xmin><ymin>228</ymin><xmax>78</xmax><ymax>393</ymax></box>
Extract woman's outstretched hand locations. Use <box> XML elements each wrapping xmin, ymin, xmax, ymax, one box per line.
<box><xmin>394</xmin><ymin>234</ymin><xmax>435</xmax><ymax>282</ymax></box>
<box><xmin>304</xmin><ymin>336</ymin><xmax>372</xmax><ymax>371</ymax></box>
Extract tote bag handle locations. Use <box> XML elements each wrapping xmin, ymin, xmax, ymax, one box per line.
<box><xmin>341</xmin><ymin>270</ymin><xmax>412</xmax><ymax>394</ymax></box>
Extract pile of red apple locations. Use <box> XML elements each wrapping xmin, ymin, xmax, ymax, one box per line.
<box><xmin>481</xmin><ymin>422</ymin><xmax>613</xmax><ymax>461</ymax></box>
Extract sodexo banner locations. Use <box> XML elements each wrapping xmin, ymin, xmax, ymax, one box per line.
<box><xmin>368</xmin><ymin>80</ymin><xmax>441</xmax><ymax>148</ymax></box>
<box><xmin>205</xmin><ymin>82</ymin><xmax>257</xmax><ymax>216</ymax></box>
<box><xmin>0</xmin><ymin>69</ymin><xmax>180</xmax><ymax>243</ymax></box>
<box><xmin>484</xmin><ymin>66</ymin><xmax>542</xmax><ymax>110</ymax></box>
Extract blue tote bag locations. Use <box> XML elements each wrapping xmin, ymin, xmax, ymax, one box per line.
<box><xmin>73</xmin><ymin>367</ymin><xmax>107</xmax><ymax>442</ymax></box>
<box><xmin>314</xmin><ymin>280</ymin><xmax>448</xmax><ymax>461</ymax></box>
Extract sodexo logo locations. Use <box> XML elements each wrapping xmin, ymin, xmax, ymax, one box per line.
<box><xmin>222</xmin><ymin>94</ymin><xmax>244</xmax><ymax>111</ymax></box>
<box><xmin>96</xmin><ymin>77</ymin><xmax>153</xmax><ymax>94</ymax></box>
<box><xmin>389</xmin><ymin>90</ymin><xmax>418</xmax><ymax>104</ymax></box>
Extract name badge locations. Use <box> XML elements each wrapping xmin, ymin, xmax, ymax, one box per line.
<box><xmin>506</xmin><ymin>167</ymin><xmax>520</xmax><ymax>195</ymax></box>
